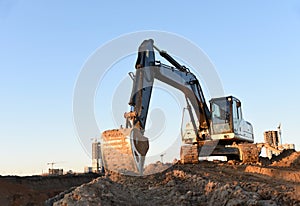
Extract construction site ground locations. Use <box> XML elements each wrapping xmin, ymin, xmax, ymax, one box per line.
<box><xmin>53</xmin><ymin>150</ymin><xmax>300</xmax><ymax>206</ymax></box>
<box><xmin>0</xmin><ymin>173</ymin><xmax>100</xmax><ymax>206</ymax></box>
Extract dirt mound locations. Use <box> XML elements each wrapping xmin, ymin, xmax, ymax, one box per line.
<box><xmin>143</xmin><ymin>161</ymin><xmax>173</xmax><ymax>175</ymax></box>
<box><xmin>271</xmin><ymin>149</ymin><xmax>296</xmax><ymax>162</ymax></box>
<box><xmin>271</xmin><ymin>151</ymin><xmax>300</xmax><ymax>168</ymax></box>
<box><xmin>245</xmin><ymin>151</ymin><xmax>300</xmax><ymax>184</ymax></box>
<box><xmin>0</xmin><ymin>174</ymin><xmax>99</xmax><ymax>206</ymax></box>
<box><xmin>245</xmin><ymin>165</ymin><xmax>300</xmax><ymax>183</ymax></box>
<box><xmin>53</xmin><ymin>162</ymin><xmax>300</xmax><ymax>206</ymax></box>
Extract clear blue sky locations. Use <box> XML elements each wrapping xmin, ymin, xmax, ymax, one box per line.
<box><xmin>0</xmin><ymin>1</ymin><xmax>299</xmax><ymax>175</ymax></box>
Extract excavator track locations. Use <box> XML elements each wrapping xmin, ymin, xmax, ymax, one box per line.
<box><xmin>180</xmin><ymin>143</ymin><xmax>261</xmax><ymax>164</ymax></box>
<box><xmin>180</xmin><ymin>145</ymin><xmax>199</xmax><ymax>164</ymax></box>
<box><xmin>101</xmin><ymin>128</ymin><xmax>149</xmax><ymax>175</ymax></box>
<box><xmin>235</xmin><ymin>143</ymin><xmax>260</xmax><ymax>163</ymax></box>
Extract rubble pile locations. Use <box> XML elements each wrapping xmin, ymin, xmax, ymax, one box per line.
<box><xmin>53</xmin><ymin>159</ymin><xmax>300</xmax><ymax>206</ymax></box>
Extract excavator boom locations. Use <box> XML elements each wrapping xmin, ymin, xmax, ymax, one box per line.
<box><xmin>101</xmin><ymin>39</ymin><xmax>211</xmax><ymax>175</ymax></box>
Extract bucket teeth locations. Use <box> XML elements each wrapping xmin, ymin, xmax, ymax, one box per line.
<box><xmin>101</xmin><ymin>128</ymin><xmax>149</xmax><ymax>175</ymax></box>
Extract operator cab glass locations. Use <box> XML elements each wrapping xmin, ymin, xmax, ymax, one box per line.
<box><xmin>210</xmin><ymin>96</ymin><xmax>241</xmax><ymax>135</ymax></box>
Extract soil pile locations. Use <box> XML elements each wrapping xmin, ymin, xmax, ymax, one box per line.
<box><xmin>246</xmin><ymin>151</ymin><xmax>300</xmax><ymax>183</ymax></box>
<box><xmin>53</xmin><ymin>160</ymin><xmax>300</xmax><ymax>206</ymax></box>
<box><xmin>0</xmin><ymin>174</ymin><xmax>99</xmax><ymax>206</ymax></box>
<box><xmin>143</xmin><ymin>161</ymin><xmax>173</xmax><ymax>175</ymax></box>
<box><xmin>271</xmin><ymin>151</ymin><xmax>300</xmax><ymax>168</ymax></box>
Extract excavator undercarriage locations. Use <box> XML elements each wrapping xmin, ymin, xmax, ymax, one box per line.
<box><xmin>180</xmin><ymin>142</ymin><xmax>260</xmax><ymax>164</ymax></box>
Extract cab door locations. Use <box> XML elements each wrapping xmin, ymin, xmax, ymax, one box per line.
<box><xmin>232</xmin><ymin>99</ymin><xmax>242</xmax><ymax>135</ymax></box>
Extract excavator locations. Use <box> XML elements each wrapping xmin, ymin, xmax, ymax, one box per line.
<box><xmin>100</xmin><ymin>39</ymin><xmax>258</xmax><ymax>175</ymax></box>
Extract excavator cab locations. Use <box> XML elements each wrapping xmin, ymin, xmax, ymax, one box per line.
<box><xmin>210</xmin><ymin>96</ymin><xmax>254</xmax><ymax>143</ymax></box>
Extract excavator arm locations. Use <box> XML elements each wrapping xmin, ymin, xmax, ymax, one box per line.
<box><xmin>101</xmin><ymin>39</ymin><xmax>211</xmax><ymax>175</ymax></box>
<box><xmin>128</xmin><ymin>39</ymin><xmax>210</xmax><ymax>137</ymax></box>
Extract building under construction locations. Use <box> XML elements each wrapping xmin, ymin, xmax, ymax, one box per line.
<box><xmin>264</xmin><ymin>126</ymin><xmax>295</xmax><ymax>159</ymax></box>
<box><xmin>92</xmin><ymin>139</ymin><xmax>103</xmax><ymax>173</ymax></box>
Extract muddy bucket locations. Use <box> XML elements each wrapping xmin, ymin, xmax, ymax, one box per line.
<box><xmin>101</xmin><ymin>128</ymin><xmax>149</xmax><ymax>175</ymax></box>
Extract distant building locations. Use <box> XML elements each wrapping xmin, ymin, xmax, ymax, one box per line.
<box><xmin>92</xmin><ymin>140</ymin><xmax>103</xmax><ymax>173</ymax></box>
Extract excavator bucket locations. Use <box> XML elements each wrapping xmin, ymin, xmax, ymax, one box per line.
<box><xmin>101</xmin><ymin>128</ymin><xmax>149</xmax><ymax>175</ymax></box>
